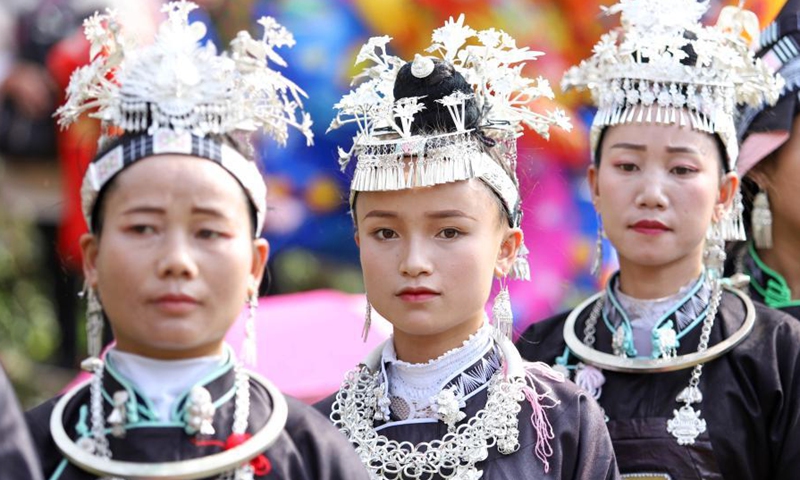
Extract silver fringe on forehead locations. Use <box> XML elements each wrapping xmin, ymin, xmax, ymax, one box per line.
<box><xmin>352</xmin><ymin>132</ymin><xmax>483</xmax><ymax>192</ymax></box>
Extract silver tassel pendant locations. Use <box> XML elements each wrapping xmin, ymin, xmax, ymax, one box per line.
<box><xmin>752</xmin><ymin>191</ymin><xmax>773</xmax><ymax>249</ymax></box>
<box><xmin>491</xmin><ymin>284</ymin><xmax>513</xmax><ymax>341</ymax></box>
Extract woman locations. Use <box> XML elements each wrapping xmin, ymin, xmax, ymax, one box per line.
<box><xmin>24</xmin><ymin>3</ymin><xmax>368</xmax><ymax>479</ymax></box>
<box><xmin>517</xmin><ymin>1</ymin><xmax>800</xmax><ymax>478</ymax></box>
<box><xmin>316</xmin><ymin>16</ymin><xmax>619</xmax><ymax>479</ymax></box>
<box><xmin>0</xmin><ymin>366</ymin><xmax>42</xmax><ymax>480</ymax></box>
<box><xmin>730</xmin><ymin>0</ymin><xmax>800</xmax><ymax>319</ymax></box>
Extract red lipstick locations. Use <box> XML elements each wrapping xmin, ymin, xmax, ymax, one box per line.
<box><xmin>396</xmin><ymin>287</ymin><xmax>440</xmax><ymax>303</ymax></box>
<box><xmin>631</xmin><ymin>219</ymin><xmax>670</xmax><ymax>235</ymax></box>
<box><xmin>151</xmin><ymin>293</ymin><xmax>199</xmax><ymax>314</ymax></box>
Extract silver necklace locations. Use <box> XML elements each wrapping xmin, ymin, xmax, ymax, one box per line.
<box><xmin>52</xmin><ymin>359</ymin><xmax>288</xmax><ymax>479</ymax></box>
<box><xmin>330</xmin><ymin>338</ymin><xmax>528</xmax><ymax>480</ymax></box>
<box><xmin>578</xmin><ymin>282</ymin><xmax>723</xmax><ymax>445</ymax></box>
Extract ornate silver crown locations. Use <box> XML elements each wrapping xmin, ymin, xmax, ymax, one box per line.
<box><xmin>563</xmin><ymin>0</ymin><xmax>783</xmax><ymax>171</ymax></box>
<box><xmin>328</xmin><ymin>14</ymin><xmax>571</xmax><ymax>225</ymax></box>
<box><xmin>57</xmin><ymin>0</ymin><xmax>314</xmax><ymax>235</ymax></box>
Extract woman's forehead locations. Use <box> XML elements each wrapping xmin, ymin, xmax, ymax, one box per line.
<box><xmin>105</xmin><ymin>155</ymin><xmax>250</xmax><ymax>213</ymax></box>
<box><xmin>604</xmin><ymin>122</ymin><xmax>716</xmax><ymax>151</ymax></box>
<box><xmin>356</xmin><ymin>179</ymin><xmax>496</xmax><ymax>217</ymax></box>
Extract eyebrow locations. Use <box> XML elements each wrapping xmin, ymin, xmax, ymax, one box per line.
<box><xmin>363</xmin><ymin>210</ymin><xmax>398</xmax><ymax>219</ymax></box>
<box><xmin>121</xmin><ymin>205</ymin><xmax>165</xmax><ymax>216</ymax></box>
<box><xmin>425</xmin><ymin>209</ymin><xmax>477</xmax><ymax>221</ymax></box>
<box><xmin>609</xmin><ymin>142</ymin><xmax>646</xmax><ymax>151</ymax></box>
<box><xmin>609</xmin><ymin>143</ymin><xmax>701</xmax><ymax>155</ymax></box>
<box><xmin>362</xmin><ymin>209</ymin><xmax>477</xmax><ymax>221</ymax></box>
<box><xmin>120</xmin><ymin>205</ymin><xmax>228</xmax><ymax>218</ymax></box>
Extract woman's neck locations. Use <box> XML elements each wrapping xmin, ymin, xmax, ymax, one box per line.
<box><xmin>617</xmin><ymin>254</ymin><xmax>703</xmax><ymax>299</ymax></box>
<box><xmin>392</xmin><ymin>314</ymin><xmax>485</xmax><ymax>364</ymax></box>
<box><xmin>756</xmin><ymin>218</ymin><xmax>800</xmax><ymax>297</ymax></box>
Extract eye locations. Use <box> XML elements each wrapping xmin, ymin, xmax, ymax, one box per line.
<box><xmin>671</xmin><ymin>166</ymin><xmax>697</xmax><ymax>176</ymax></box>
<box><xmin>129</xmin><ymin>225</ymin><xmax>156</xmax><ymax>235</ymax></box>
<box><xmin>374</xmin><ymin>228</ymin><xmax>397</xmax><ymax>240</ymax></box>
<box><xmin>615</xmin><ymin>162</ymin><xmax>638</xmax><ymax>172</ymax></box>
<box><xmin>437</xmin><ymin>228</ymin><xmax>461</xmax><ymax>239</ymax></box>
<box><xmin>197</xmin><ymin>229</ymin><xmax>223</xmax><ymax>240</ymax></box>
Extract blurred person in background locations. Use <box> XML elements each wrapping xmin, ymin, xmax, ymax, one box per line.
<box><xmin>0</xmin><ymin>365</ymin><xmax>43</xmax><ymax>480</ymax></box>
<box><xmin>730</xmin><ymin>0</ymin><xmax>800</xmax><ymax>319</ymax></box>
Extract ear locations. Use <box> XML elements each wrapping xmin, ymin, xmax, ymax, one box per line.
<box><xmin>80</xmin><ymin>233</ymin><xmax>100</xmax><ymax>288</ymax></box>
<box><xmin>494</xmin><ymin>228</ymin><xmax>523</xmax><ymax>277</ymax></box>
<box><xmin>587</xmin><ymin>164</ymin><xmax>600</xmax><ymax>206</ymax></box>
<box><xmin>713</xmin><ymin>172</ymin><xmax>739</xmax><ymax>222</ymax></box>
<box><xmin>249</xmin><ymin>238</ymin><xmax>270</xmax><ymax>295</ymax></box>
<box><xmin>353</xmin><ymin>229</ymin><xmax>361</xmax><ymax>248</ymax></box>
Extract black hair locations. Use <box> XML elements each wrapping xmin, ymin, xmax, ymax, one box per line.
<box><xmin>90</xmin><ymin>132</ymin><xmax>258</xmax><ymax>237</ymax></box>
<box><xmin>393</xmin><ymin>59</ymin><xmax>480</xmax><ymax>134</ymax></box>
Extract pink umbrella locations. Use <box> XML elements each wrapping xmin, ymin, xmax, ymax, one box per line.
<box><xmin>226</xmin><ymin>289</ymin><xmax>391</xmax><ymax>403</ymax></box>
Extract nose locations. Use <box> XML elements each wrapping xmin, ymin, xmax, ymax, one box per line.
<box><xmin>634</xmin><ymin>172</ymin><xmax>668</xmax><ymax>210</ymax></box>
<box><xmin>399</xmin><ymin>236</ymin><xmax>433</xmax><ymax>278</ymax></box>
<box><xmin>156</xmin><ymin>231</ymin><xmax>199</xmax><ymax>280</ymax></box>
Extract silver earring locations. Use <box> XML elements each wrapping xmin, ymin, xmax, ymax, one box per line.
<box><xmin>491</xmin><ymin>279</ymin><xmax>513</xmax><ymax>342</ymax></box>
<box><xmin>752</xmin><ymin>191</ymin><xmax>773</xmax><ymax>249</ymax></box>
<box><xmin>242</xmin><ymin>289</ymin><xmax>258</xmax><ymax>366</ymax></box>
<box><xmin>703</xmin><ymin>221</ymin><xmax>726</xmax><ymax>286</ymax></box>
<box><xmin>85</xmin><ymin>286</ymin><xmax>104</xmax><ymax>359</ymax></box>
<box><xmin>591</xmin><ymin>214</ymin><xmax>604</xmax><ymax>277</ymax></box>
<box><xmin>362</xmin><ymin>297</ymin><xmax>372</xmax><ymax>343</ymax></box>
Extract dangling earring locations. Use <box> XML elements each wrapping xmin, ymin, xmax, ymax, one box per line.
<box><xmin>492</xmin><ymin>277</ymin><xmax>513</xmax><ymax>342</ymax></box>
<box><xmin>242</xmin><ymin>284</ymin><xmax>258</xmax><ymax>367</ymax></box>
<box><xmin>752</xmin><ymin>190</ymin><xmax>773</xmax><ymax>249</ymax></box>
<box><xmin>84</xmin><ymin>285</ymin><xmax>104</xmax><ymax>359</ymax></box>
<box><xmin>591</xmin><ymin>214</ymin><xmax>604</xmax><ymax>277</ymax></box>
<box><xmin>362</xmin><ymin>295</ymin><xmax>372</xmax><ymax>343</ymax></box>
<box><xmin>703</xmin><ymin>220</ymin><xmax>726</xmax><ymax>286</ymax></box>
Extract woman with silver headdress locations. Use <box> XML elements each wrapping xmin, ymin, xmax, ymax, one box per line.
<box><xmin>728</xmin><ymin>0</ymin><xmax>800</xmax><ymax>319</ymax></box>
<box><xmin>315</xmin><ymin>15</ymin><xmax>619</xmax><ymax>480</ymax></box>
<box><xmin>517</xmin><ymin>1</ymin><xmax>800</xmax><ymax>478</ymax></box>
<box><xmin>24</xmin><ymin>3</ymin><xmax>369</xmax><ymax>479</ymax></box>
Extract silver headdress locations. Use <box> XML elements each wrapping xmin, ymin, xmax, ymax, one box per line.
<box><xmin>563</xmin><ymin>0</ymin><xmax>782</xmax><ymax>173</ymax></box>
<box><xmin>56</xmin><ymin>0</ymin><xmax>314</xmax><ymax>236</ymax></box>
<box><xmin>328</xmin><ymin>14</ymin><xmax>571</xmax><ymax>280</ymax></box>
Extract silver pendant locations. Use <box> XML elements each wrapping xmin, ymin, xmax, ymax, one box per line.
<box><xmin>676</xmin><ymin>386</ymin><xmax>703</xmax><ymax>404</ymax></box>
<box><xmin>667</xmin><ymin>405</ymin><xmax>706</xmax><ymax>445</ymax></box>
<box><xmin>612</xmin><ymin>325</ymin><xmax>626</xmax><ymax>357</ymax></box>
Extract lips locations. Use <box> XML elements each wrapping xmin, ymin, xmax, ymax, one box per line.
<box><xmin>151</xmin><ymin>293</ymin><xmax>200</xmax><ymax>314</ymax></box>
<box><xmin>396</xmin><ymin>287</ymin><xmax>440</xmax><ymax>303</ymax></box>
<box><xmin>630</xmin><ymin>219</ymin><xmax>670</xmax><ymax>235</ymax></box>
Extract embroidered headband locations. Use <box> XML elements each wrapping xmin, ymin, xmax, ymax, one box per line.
<box><xmin>57</xmin><ymin>0</ymin><xmax>314</xmax><ymax>236</ymax></box>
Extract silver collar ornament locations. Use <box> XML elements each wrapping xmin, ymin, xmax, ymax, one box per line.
<box><xmin>330</xmin><ymin>337</ymin><xmax>559</xmax><ymax>479</ymax></box>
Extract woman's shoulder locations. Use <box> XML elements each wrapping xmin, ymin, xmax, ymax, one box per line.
<box><xmin>516</xmin><ymin>309</ymin><xmax>574</xmax><ymax>363</ymax></box>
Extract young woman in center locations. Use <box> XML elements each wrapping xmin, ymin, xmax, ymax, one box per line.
<box><xmin>517</xmin><ymin>1</ymin><xmax>800</xmax><ymax>478</ymax></box>
<box><xmin>316</xmin><ymin>16</ymin><xmax>619</xmax><ymax>480</ymax></box>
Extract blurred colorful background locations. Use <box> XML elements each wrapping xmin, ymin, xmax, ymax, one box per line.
<box><xmin>0</xmin><ymin>0</ymin><xmax>784</xmax><ymax>405</ymax></box>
